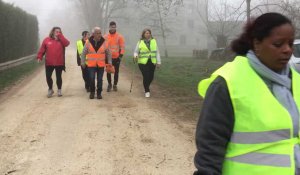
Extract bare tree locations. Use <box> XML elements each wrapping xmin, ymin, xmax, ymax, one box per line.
<box><xmin>72</xmin><ymin>0</ymin><xmax>128</xmax><ymax>31</ymax></box>
<box><xmin>196</xmin><ymin>0</ymin><xmax>246</xmax><ymax>48</ymax></box>
<box><xmin>133</xmin><ymin>0</ymin><xmax>183</xmax><ymax>58</ymax></box>
<box><xmin>196</xmin><ymin>0</ymin><xmax>293</xmax><ymax>48</ymax></box>
<box><xmin>278</xmin><ymin>0</ymin><xmax>300</xmax><ymax>35</ymax></box>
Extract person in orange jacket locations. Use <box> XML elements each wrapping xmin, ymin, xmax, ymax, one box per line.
<box><xmin>104</xmin><ymin>21</ymin><xmax>125</xmax><ymax>92</ymax></box>
<box><xmin>81</xmin><ymin>27</ymin><xmax>112</xmax><ymax>99</ymax></box>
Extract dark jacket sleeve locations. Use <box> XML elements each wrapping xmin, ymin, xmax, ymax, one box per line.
<box><xmin>77</xmin><ymin>50</ymin><xmax>81</xmax><ymax>66</ymax></box>
<box><xmin>193</xmin><ymin>76</ymin><xmax>234</xmax><ymax>175</ymax></box>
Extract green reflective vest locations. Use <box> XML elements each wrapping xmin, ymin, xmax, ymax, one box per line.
<box><xmin>77</xmin><ymin>40</ymin><xmax>84</xmax><ymax>56</ymax></box>
<box><xmin>138</xmin><ymin>39</ymin><xmax>157</xmax><ymax>64</ymax></box>
<box><xmin>198</xmin><ymin>56</ymin><xmax>300</xmax><ymax>175</ymax></box>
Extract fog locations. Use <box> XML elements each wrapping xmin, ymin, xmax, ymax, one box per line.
<box><xmin>2</xmin><ymin>0</ymin><xmax>300</xmax><ymax>56</ymax></box>
<box><xmin>2</xmin><ymin>0</ymin><xmax>85</xmax><ymax>45</ymax></box>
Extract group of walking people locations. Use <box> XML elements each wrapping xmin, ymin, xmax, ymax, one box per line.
<box><xmin>37</xmin><ymin>21</ymin><xmax>161</xmax><ymax>99</ymax></box>
<box><xmin>35</xmin><ymin>12</ymin><xmax>300</xmax><ymax>175</ymax></box>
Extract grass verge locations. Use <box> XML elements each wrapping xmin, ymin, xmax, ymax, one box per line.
<box><xmin>0</xmin><ymin>60</ymin><xmax>41</xmax><ymax>92</ymax></box>
<box><xmin>124</xmin><ymin>56</ymin><xmax>227</xmax><ymax>119</ymax></box>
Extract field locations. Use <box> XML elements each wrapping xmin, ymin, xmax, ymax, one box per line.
<box><xmin>124</xmin><ymin>56</ymin><xmax>227</xmax><ymax>119</ymax></box>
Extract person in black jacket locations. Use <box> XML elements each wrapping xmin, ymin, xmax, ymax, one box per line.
<box><xmin>193</xmin><ymin>12</ymin><xmax>299</xmax><ymax>175</ymax></box>
<box><xmin>77</xmin><ymin>31</ymin><xmax>90</xmax><ymax>92</ymax></box>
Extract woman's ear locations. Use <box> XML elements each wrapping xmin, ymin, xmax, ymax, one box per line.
<box><xmin>253</xmin><ymin>39</ymin><xmax>261</xmax><ymax>56</ymax></box>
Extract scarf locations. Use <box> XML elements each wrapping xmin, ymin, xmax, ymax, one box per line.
<box><xmin>247</xmin><ymin>50</ymin><xmax>300</xmax><ymax>174</ymax></box>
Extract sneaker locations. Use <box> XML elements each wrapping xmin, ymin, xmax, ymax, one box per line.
<box><xmin>97</xmin><ymin>94</ymin><xmax>102</xmax><ymax>99</ymax></box>
<box><xmin>113</xmin><ymin>85</ymin><xmax>118</xmax><ymax>91</ymax></box>
<box><xmin>57</xmin><ymin>89</ymin><xmax>62</xmax><ymax>97</ymax></box>
<box><xmin>89</xmin><ymin>92</ymin><xmax>95</xmax><ymax>99</ymax></box>
<box><xmin>47</xmin><ymin>89</ymin><xmax>54</xmax><ymax>98</ymax></box>
<box><xmin>107</xmin><ymin>84</ymin><xmax>112</xmax><ymax>92</ymax></box>
<box><xmin>145</xmin><ymin>92</ymin><xmax>150</xmax><ymax>98</ymax></box>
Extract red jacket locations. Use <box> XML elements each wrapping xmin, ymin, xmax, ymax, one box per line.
<box><xmin>37</xmin><ymin>33</ymin><xmax>70</xmax><ymax>66</ymax></box>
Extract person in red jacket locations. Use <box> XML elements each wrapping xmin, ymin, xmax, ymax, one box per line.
<box><xmin>37</xmin><ymin>26</ymin><xmax>70</xmax><ymax>98</ymax></box>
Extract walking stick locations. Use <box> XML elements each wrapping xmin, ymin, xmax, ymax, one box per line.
<box><xmin>130</xmin><ymin>57</ymin><xmax>136</xmax><ymax>93</ymax></box>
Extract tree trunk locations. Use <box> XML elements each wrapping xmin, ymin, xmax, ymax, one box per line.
<box><xmin>156</xmin><ymin>0</ymin><xmax>168</xmax><ymax>58</ymax></box>
<box><xmin>246</xmin><ymin>0</ymin><xmax>251</xmax><ymax>22</ymax></box>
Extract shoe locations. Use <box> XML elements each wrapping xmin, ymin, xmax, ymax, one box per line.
<box><xmin>47</xmin><ymin>89</ymin><xmax>54</xmax><ymax>98</ymax></box>
<box><xmin>107</xmin><ymin>84</ymin><xmax>112</xmax><ymax>92</ymax></box>
<box><xmin>57</xmin><ymin>89</ymin><xmax>62</xmax><ymax>97</ymax></box>
<box><xmin>97</xmin><ymin>94</ymin><xmax>102</xmax><ymax>99</ymax></box>
<box><xmin>113</xmin><ymin>85</ymin><xmax>118</xmax><ymax>91</ymax></box>
<box><xmin>145</xmin><ymin>92</ymin><xmax>150</xmax><ymax>98</ymax></box>
<box><xmin>89</xmin><ymin>92</ymin><xmax>95</xmax><ymax>99</ymax></box>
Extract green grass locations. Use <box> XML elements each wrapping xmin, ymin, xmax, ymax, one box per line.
<box><xmin>124</xmin><ymin>56</ymin><xmax>227</xmax><ymax>117</ymax></box>
<box><xmin>0</xmin><ymin>60</ymin><xmax>41</xmax><ymax>92</ymax></box>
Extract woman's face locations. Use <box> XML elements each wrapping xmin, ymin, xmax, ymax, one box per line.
<box><xmin>54</xmin><ymin>28</ymin><xmax>61</xmax><ymax>38</ymax></box>
<box><xmin>144</xmin><ymin>31</ymin><xmax>151</xmax><ymax>40</ymax></box>
<box><xmin>254</xmin><ymin>23</ymin><xmax>295</xmax><ymax>72</ymax></box>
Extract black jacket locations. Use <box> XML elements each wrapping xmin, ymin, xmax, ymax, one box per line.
<box><xmin>193</xmin><ymin>76</ymin><xmax>234</xmax><ymax>175</ymax></box>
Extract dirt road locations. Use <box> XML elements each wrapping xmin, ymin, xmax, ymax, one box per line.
<box><xmin>0</xmin><ymin>51</ymin><xmax>197</xmax><ymax>175</ymax></box>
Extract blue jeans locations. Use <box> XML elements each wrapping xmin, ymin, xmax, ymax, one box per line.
<box><xmin>88</xmin><ymin>67</ymin><xmax>104</xmax><ymax>94</ymax></box>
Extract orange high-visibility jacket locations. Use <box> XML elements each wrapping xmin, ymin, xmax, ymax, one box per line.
<box><xmin>85</xmin><ymin>40</ymin><xmax>108</xmax><ymax>67</ymax></box>
<box><xmin>104</xmin><ymin>32</ymin><xmax>125</xmax><ymax>59</ymax></box>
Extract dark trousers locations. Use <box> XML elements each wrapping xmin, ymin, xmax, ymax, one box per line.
<box><xmin>81</xmin><ymin>66</ymin><xmax>90</xmax><ymax>89</ymax></box>
<box><xmin>138</xmin><ymin>59</ymin><xmax>156</xmax><ymax>92</ymax></box>
<box><xmin>88</xmin><ymin>67</ymin><xmax>104</xmax><ymax>94</ymax></box>
<box><xmin>45</xmin><ymin>65</ymin><xmax>64</xmax><ymax>90</ymax></box>
<box><xmin>107</xmin><ymin>58</ymin><xmax>121</xmax><ymax>85</ymax></box>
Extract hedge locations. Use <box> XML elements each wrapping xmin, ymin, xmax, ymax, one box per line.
<box><xmin>0</xmin><ymin>0</ymin><xmax>39</xmax><ymax>63</ymax></box>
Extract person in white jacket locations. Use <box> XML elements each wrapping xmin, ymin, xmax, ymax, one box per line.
<box><xmin>134</xmin><ymin>28</ymin><xmax>161</xmax><ymax>98</ymax></box>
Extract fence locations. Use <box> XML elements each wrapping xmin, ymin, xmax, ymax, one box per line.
<box><xmin>0</xmin><ymin>54</ymin><xmax>36</xmax><ymax>71</ymax></box>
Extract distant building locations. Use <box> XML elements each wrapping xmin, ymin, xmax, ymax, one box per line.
<box><xmin>109</xmin><ymin>0</ymin><xmax>244</xmax><ymax>57</ymax></box>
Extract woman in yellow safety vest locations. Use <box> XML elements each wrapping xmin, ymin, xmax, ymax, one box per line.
<box><xmin>77</xmin><ymin>31</ymin><xmax>90</xmax><ymax>92</ymax></box>
<box><xmin>134</xmin><ymin>28</ymin><xmax>161</xmax><ymax>98</ymax></box>
<box><xmin>194</xmin><ymin>13</ymin><xmax>300</xmax><ymax>175</ymax></box>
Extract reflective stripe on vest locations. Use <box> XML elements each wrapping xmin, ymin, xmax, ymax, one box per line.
<box><xmin>198</xmin><ymin>56</ymin><xmax>300</xmax><ymax>175</ymax></box>
<box><xmin>138</xmin><ymin>39</ymin><xmax>157</xmax><ymax>64</ymax></box>
<box><xmin>227</xmin><ymin>152</ymin><xmax>291</xmax><ymax>167</ymax></box>
<box><xmin>230</xmin><ymin>129</ymin><xmax>290</xmax><ymax>144</ymax></box>
<box><xmin>85</xmin><ymin>40</ymin><xmax>107</xmax><ymax>67</ymax></box>
<box><xmin>77</xmin><ymin>40</ymin><xmax>84</xmax><ymax>55</ymax></box>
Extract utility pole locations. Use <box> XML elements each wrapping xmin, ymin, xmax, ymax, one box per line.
<box><xmin>246</xmin><ymin>0</ymin><xmax>251</xmax><ymax>22</ymax></box>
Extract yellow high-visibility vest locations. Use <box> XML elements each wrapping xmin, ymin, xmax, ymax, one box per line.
<box><xmin>199</xmin><ymin>56</ymin><xmax>300</xmax><ymax>175</ymax></box>
<box><xmin>138</xmin><ymin>39</ymin><xmax>157</xmax><ymax>64</ymax></box>
<box><xmin>76</xmin><ymin>40</ymin><xmax>84</xmax><ymax>56</ymax></box>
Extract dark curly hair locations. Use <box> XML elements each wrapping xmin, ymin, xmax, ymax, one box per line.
<box><xmin>231</xmin><ymin>12</ymin><xmax>292</xmax><ymax>55</ymax></box>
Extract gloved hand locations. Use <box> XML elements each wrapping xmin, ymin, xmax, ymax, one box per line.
<box><xmin>81</xmin><ymin>63</ymin><xmax>86</xmax><ymax>69</ymax></box>
<box><xmin>119</xmin><ymin>54</ymin><xmax>123</xmax><ymax>61</ymax></box>
<box><xmin>106</xmin><ymin>64</ymin><xmax>115</xmax><ymax>73</ymax></box>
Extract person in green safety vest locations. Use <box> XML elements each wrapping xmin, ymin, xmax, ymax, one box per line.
<box><xmin>77</xmin><ymin>31</ymin><xmax>90</xmax><ymax>92</ymax></box>
<box><xmin>193</xmin><ymin>13</ymin><xmax>300</xmax><ymax>175</ymax></box>
<box><xmin>133</xmin><ymin>28</ymin><xmax>161</xmax><ymax>98</ymax></box>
